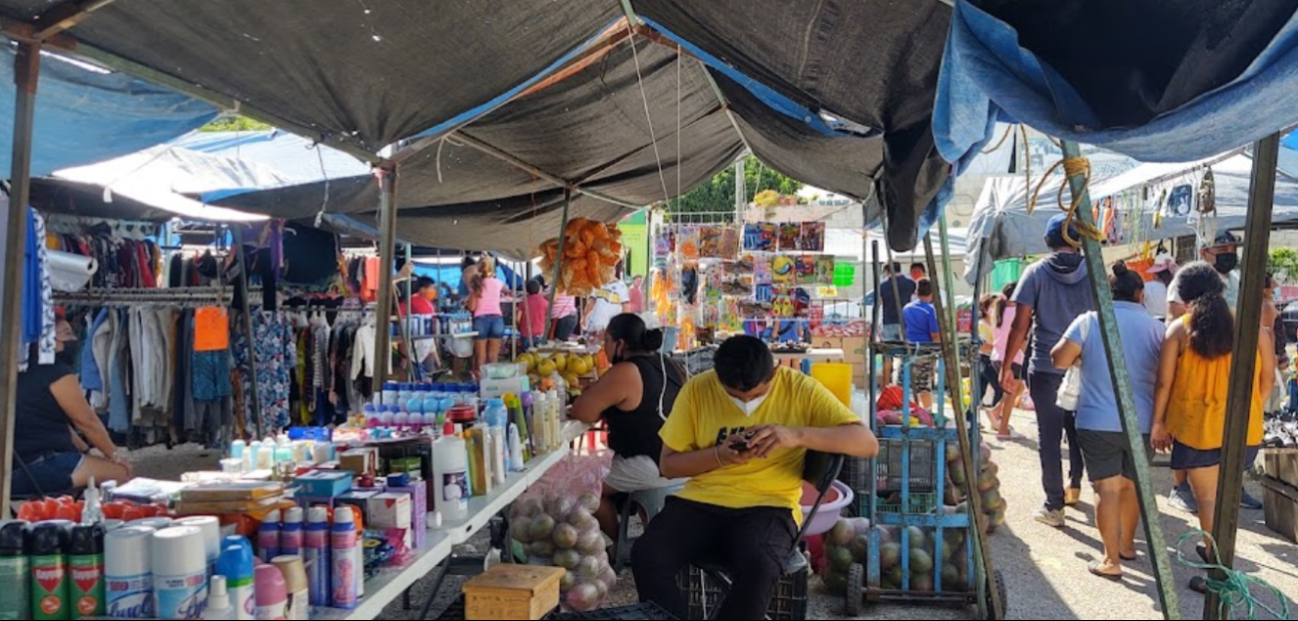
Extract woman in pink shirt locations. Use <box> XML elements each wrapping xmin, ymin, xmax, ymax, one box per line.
<box><xmin>550</xmin><ymin>289</ymin><xmax>579</xmax><ymax>341</ymax></box>
<box><xmin>628</xmin><ymin>275</ymin><xmax>645</xmax><ymax>314</ymax></box>
<box><xmin>468</xmin><ymin>256</ymin><xmax>506</xmax><ymax>371</ymax></box>
<box><xmin>991</xmin><ymin>282</ymin><xmax>1025</xmax><ymax>439</ymax></box>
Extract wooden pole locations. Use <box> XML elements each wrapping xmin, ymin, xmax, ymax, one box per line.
<box><xmin>231</xmin><ymin>225</ymin><xmax>264</xmax><ymax>439</ymax></box>
<box><xmin>1205</xmin><ymin>133</ymin><xmax>1279</xmax><ymax>620</ymax></box>
<box><xmin>0</xmin><ymin>40</ymin><xmax>40</xmax><ymax>517</ymax></box>
<box><xmin>374</xmin><ymin>167</ymin><xmax>399</xmax><ymax>394</ymax></box>
<box><xmin>1058</xmin><ymin>139</ymin><xmax>1181</xmax><ymax>619</ymax></box>
<box><xmin>545</xmin><ymin>189</ymin><xmax>572</xmax><ymax>334</ymax></box>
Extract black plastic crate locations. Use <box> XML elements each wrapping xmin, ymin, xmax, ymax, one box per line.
<box><xmin>548</xmin><ymin>602</ymin><xmax>679</xmax><ymax>620</ymax></box>
<box><xmin>839</xmin><ymin>438</ymin><xmax>937</xmax><ymax>497</ymax></box>
<box><xmin>676</xmin><ymin>564</ymin><xmax>808</xmax><ymax>620</ymax></box>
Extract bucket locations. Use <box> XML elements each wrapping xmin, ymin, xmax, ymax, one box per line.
<box><xmin>811</xmin><ymin>363</ymin><xmax>853</xmax><ymax>406</ymax></box>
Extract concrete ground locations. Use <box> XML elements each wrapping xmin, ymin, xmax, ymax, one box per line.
<box><xmin>130</xmin><ymin>408</ymin><xmax>1297</xmax><ymax>619</ymax></box>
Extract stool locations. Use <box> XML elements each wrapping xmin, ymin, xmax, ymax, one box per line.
<box><xmin>614</xmin><ymin>483</ymin><xmax>684</xmax><ymax>572</ymax></box>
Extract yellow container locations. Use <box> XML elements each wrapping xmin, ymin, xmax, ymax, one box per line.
<box><xmin>811</xmin><ymin>362</ymin><xmax>853</xmax><ymax>406</ymax></box>
<box><xmin>463</xmin><ymin>564</ymin><xmax>566</xmax><ymax>620</ymax></box>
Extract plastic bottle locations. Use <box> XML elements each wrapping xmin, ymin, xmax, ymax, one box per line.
<box><xmin>302</xmin><ymin>508</ymin><xmax>330</xmax><ymax>608</ymax></box>
<box><xmin>378</xmin><ymin>405</ymin><xmax>394</xmax><ymax>429</ymax></box>
<box><xmin>216</xmin><ymin>536</ymin><xmax>255</xmax><ymax>620</ymax></box>
<box><xmin>381</xmin><ymin>382</ymin><xmax>398</xmax><ymax>407</ymax></box>
<box><xmin>433</xmin><ymin>423</ymin><xmax>469</xmax><ymax>521</ymax></box>
<box><xmin>484</xmin><ymin>399</ymin><xmax>508</xmax><ymax>485</ymax></box>
<box><xmin>80</xmin><ymin>478</ymin><xmax>104</xmax><ymax>526</ymax></box>
<box><xmin>0</xmin><ymin>521</ymin><xmax>30</xmax><ymax>620</ymax></box>
<box><xmin>230</xmin><ymin>440</ymin><xmax>246</xmax><ymax>460</ymax></box>
<box><xmin>278</xmin><ymin>509</ymin><xmax>303</xmax><ymax>557</ymax></box>
<box><xmin>253</xmin><ymin>563</ymin><xmax>287</xmax><ymax>620</ymax></box>
<box><xmin>508</xmin><ymin>424</ymin><xmax>525</xmax><ymax>473</ymax></box>
<box><xmin>202</xmin><ymin>576</ymin><xmax>233</xmax><ymax>621</ymax></box>
<box><xmin>257</xmin><ymin>511</ymin><xmax>281</xmax><ymax>564</ymax></box>
<box><xmin>269</xmin><ymin>557</ymin><xmax>307</xmax><ymax>621</ymax></box>
<box><xmin>329</xmin><ymin>509</ymin><xmax>358</xmax><ymax>610</ymax></box>
<box><xmin>28</xmin><ymin>521</ymin><xmax>70</xmax><ymax>621</ymax></box>
<box><xmin>104</xmin><ymin>526</ymin><xmax>155</xmax><ymax>619</ymax></box>
<box><xmin>68</xmin><ymin>524</ymin><xmax>105</xmax><ymax>619</ymax></box>
<box><xmin>363</xmin><ymin>404</ymin><xmax>379</xmax><ymax>429</ymax></box>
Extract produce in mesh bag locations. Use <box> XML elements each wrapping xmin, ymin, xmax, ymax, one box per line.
<box><xmin>818</xmin><ymin>517</ymin><xmax>870</xmax><ymax>594</ymax></box>
<box><xmin>943</xmin><ymin>439</ymin><xmax>1005</xmax><ymax>534</ymax></box>
<box><xmin>508</xmin><ymin>488</ymin><xmax>617</xmax><ymax>612</ymax></box>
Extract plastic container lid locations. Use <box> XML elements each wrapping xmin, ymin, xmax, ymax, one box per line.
<box><xmin>283</xmin><ymin>508</ymin><xmax>303</xmax><ymax>525</ymax></box>
<box><xmin>151</xmin><ymin>525</ymin><xmax>205</xmax><ymax>577</ymax></box>
<box><xmin>333</xmin><ymin>507</ymin><xmax>355</xmax><ymax>528</ymax></box>
<box><xmin>254</xmin><ymin>563</ymin><xmax>287</xmax><ymax>606</ymax></box>
<box><xmin>306</xmin><ymin>507</ymin><xmax>329</xmax><ymax>525</ymax></box>
<box><xmin>217</xmin><ymin>535</ymin><xmax>255</xmax><ymax>579</ymax></box>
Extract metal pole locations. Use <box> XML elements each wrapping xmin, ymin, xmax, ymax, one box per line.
<box><xmin>231</xmin><ymin>225</ymin><xmax>265</xmax><ymax>439</ymax></box>
<box><xmin>1058</xmin><ymin>139</ymin><xmax>1180</xmax><ymax>619</ymax></box>
<box><xmin>0</xmin><ymin>40</ymin><xmax>40</xmax><ymax>517</ymax></box>
<box><xmin>546</xmin><ymin>189</ymin><xmax>572</xmax><ymax>334</ymax></box>
<box><xmin>734</xmin><ymin>158</ymin><xmax>745</xmax><ymax>218</ymax></box>
<box><xmin>374</xmin><ymin>168</ymin><xmax>399</xmax><ymax>394</ymax></box>
<box><xmin>1205</xmin><ymin>133</ymin><xmax>1279</xmax><ymax>620</ymax></box>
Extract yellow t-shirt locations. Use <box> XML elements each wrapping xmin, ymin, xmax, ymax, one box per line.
<box><xmin>660</xmin><ymin>367</ymin><xmax>862</xmax><ymax>523</ymax></box>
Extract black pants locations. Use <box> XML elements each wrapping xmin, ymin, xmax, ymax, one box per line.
<box><xmin>554</xmin><ymin>314</ymin><xmax>578</xmax><ymax>341</ymax></box>
<box><xmin>633</xmin><ymin>498</ymin><xmax>796</xmax><ymax>620</ymax></box>
<box><xmin>978</xmin><ymin>354</ymin><xmax>1004</xmax><ymax>407</ymax></box>
<box><xmin>1028</xmin><ymin>371</ymin><xmax>1084</xmax><ymax>511</ymax></box>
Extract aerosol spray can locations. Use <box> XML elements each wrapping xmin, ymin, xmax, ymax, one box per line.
<box><xmin>0</xmin><ymin>520</ymin><xmax>30</xmax><ymax>620</ymax></box>
<box><xmin>67</xmin><ymin>525</ymin><xmax>105</xmax><ymax>619</ymax></box>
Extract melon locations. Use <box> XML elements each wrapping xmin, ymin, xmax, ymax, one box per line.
<box><xmin>879</xmin><ymin>542</ymin><xmax>902</xmax><ymax>569</ymax></box>
<box><xmin>510</xmin><ymin>517</ymin><xmax>534</xmax><ymax>544</ymax></box>
<box><xmin>910</xmin><ymin>547</ymin><xmax>935</xmax><ymax>574</ymax></box>
<box><xmin>828</xmin><ymin>545</ymin><xmax>854</xmax><ymax>571</ymax></box>
<box><xmin>822</xmin><ymin>570</ymin><xmax>849</xmax><ymax>595</ymax></box>
<box><xmin>849</xmin><ymin>536</ymin><xmax>869</xmax><ymax>562</ymax></box>
<box><xmin>941</xmin><ymin>563</ymin><xmax>961</xmax><ymax>590</ymax></box>
<box><xmin>829</xmin><ymin>519</ymin><xmax>856</xmax><ymax>547</ymax></box>
<box><xmin>905</xmin><ymin>526</ymin><xmax>928</xmax><ymax>550</ymax></box>
<box><xmin>530</xmin><ymin>514</ymin><xmax>557</xmax><ymax>542</ymax></box>
<box><xmin>912</xmin><ymin>573</ymin><xmax>934</xmax><ymax>593</ymax></box>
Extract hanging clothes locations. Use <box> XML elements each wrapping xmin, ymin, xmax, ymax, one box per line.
<box><xmin>232</xmin><ymin>310</ymin><xmax>298</xmax><ymax>431</ymax></box>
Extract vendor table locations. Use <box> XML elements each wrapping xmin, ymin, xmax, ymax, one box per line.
<box><xmin>314</xmin><ymin>419</ymin><xmax>589</xmax><ymax>620</ymax></box>
<box><xmin>773</xmin><ymin>348</ymin><xmax>846</xmax><ymax>373</ymax></box>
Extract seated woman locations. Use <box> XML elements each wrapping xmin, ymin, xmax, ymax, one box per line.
<box><xmin>570</xmin><ymin>314</ymin><xmax>685</xmax><ymax>542</ymax></box>
<box><xmin>12</xmin><ymin>317</ymin><xmax>132</xmax><ymax>496</ymax></box>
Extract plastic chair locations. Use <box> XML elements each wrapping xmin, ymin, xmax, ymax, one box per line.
<box><xmin>690</xmin><ymin>451</ymin><xmax>846</xmax><ymax>620</ymax></box>
<box><xmin>614</xmin><ymin>482</ymin><xmax>686</xmax><ymax>572</ymax></box>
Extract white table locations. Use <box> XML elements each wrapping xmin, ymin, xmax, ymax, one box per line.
<box><xmin>772</xmin><ymin>348</ymin><xmax>846</xmax><ymax>362</ymax></box>
<box><xmin>314</xmin><ymin>419</ymin><xmax>589</xmax><ymax>620</ymax></box>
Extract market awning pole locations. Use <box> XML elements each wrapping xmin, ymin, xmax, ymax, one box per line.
<box><xmin>546</xmin><ymin>189</ymin><xmax>572</xmax><ymax>335</ymax></box>
<box><xmin>1205</xmin><ymin>132</ymin><xmax>1279</xmax><ymax>621</ymax></box>
<box><xmin>374</xmin><ymin>167</ymin><xmax>399</xmax><ymax>393</ymax></box>
<box><xmin>1058</xmin><ymin>139</ymin><xmax>1180</xmax><ymax>619</ymax></box>
<box><xmin>231</xmin><ymin>225</ymin><xmax>264</xmax><ymax>439</ymax></box>
<box><xmin>0</xmin><ymin>39</ymin><xmax>40</xmax><ymax>518</ymax></box>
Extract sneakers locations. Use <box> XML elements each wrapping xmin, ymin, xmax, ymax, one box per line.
<box><xmin>1033</xmin><ymin>507</ymin><xmax>1065</xmax><ymax>528</ymax></box>
<box><xmin>1169</xmin><ymin>482</ymin><xmax>1199</xmax><ymax>514</ymax></box>
<box><xmin>1065</xmin><ymin>487</ymin><xmax>1083</xmax><ymax>506</ymax></box>
<box><xmin>1240</xmin><ymin>490</ymin><xmax>1264</xmax><ymax>510</ymax></box>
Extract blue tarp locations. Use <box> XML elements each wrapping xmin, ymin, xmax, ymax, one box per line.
<box><xmin>171</xmin><ymin>130</ymin><xmax>369</xmax><ymax>185</ymax></box>
<box><xmin>409</xmin><ymin>262</ymin><xmax>522</xmax><ymax>291</ymax></box>
<box><xmin>934</xmin><ymin>0</ymin><xmax>1298</xmax><ymax>172</ymax></box>
<box><xmin>0</xmin><ymin>47</ymin><xmax>218</xmax><ymax>177</ymax></box>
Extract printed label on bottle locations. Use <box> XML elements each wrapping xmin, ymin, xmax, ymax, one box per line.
<box><xmin>253</xmin><ymin>602</ymin><xmax>286</xmax><ymax>620</ymax></box>
<box><xmin>0</xmin><ymin>557</ymin><xmax>30</xmax><ymax>620</ymax></box>
<box><xmin>443</xmin><ymin>471</ymin><xmax>468</xmax><ymax>510</ymax></box>
<box><xmin>331</xmin><ymin>530</ymin><xmax>357</xmax><ymax>608</ymax></box>
<box><xmin>31</xmin><ymin>557</ymin><xmax>66</xmax><ymax>620</ymax></box>
<box><xmin>227</xmin><ymin>583</ymin><xmax>255</xmax><ymax>620</ymax></box>
<box><xmin>155</xmin><ymin>571</ymin><xmax>207</xmax><ymax>620</ymax></box>
<box><xmin>105</xmin><ymin>573</ymin><xmax>153</xmax><ymax>619</ymax></box>
<box><xmin>70</xmin><ymin>555</ymin><xmax>105</xmax><ymax>617</ymax></box>
<box><xmin>284</xmin><ymin>589</ymin><xmax>308</xmax><ymax>621</ymax></box>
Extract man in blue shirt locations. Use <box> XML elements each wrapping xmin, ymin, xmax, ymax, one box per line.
<box><xmin>902</xmin><ymin>278</ymin><xmax>941</xmax><ymax>409</ymax></box>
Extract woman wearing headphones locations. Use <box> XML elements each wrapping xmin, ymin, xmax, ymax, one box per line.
<box><xmin>571</xmin><ymin>313</ymin><xmax>686</xmax><ymax>541</ymax></box>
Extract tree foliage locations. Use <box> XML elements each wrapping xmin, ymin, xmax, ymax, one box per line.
<box><xmin>1269</xmin><ymin>248</ymin><xmax>1298</xmax><ymax>284</ymax></box>
<box><xmin>664</xmin><ymin>156</ymin><xmax>802</xmax><ymax>221</ymax></box>
<box><xmin>200</xmin><ymin>115</ymin><xmax>273</xmax><ymax>132</ymax></box>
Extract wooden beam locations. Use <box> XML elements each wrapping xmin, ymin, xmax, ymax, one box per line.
<box><xmin>0</xmin><ymin>40</ymin><xmax>41</xmax><ymax>518</ymax></box>
<box><xmin>33</xmin><ymin>0</ymin><xmax>119</xmax><ymax>39</ymax></box>
<box><xmin>373</xmin><ymin>167</ymin><xmax>399</xmax><ymax>391</ymax></box>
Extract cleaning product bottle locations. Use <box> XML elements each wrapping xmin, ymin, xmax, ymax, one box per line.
<box><xmin>302</xmin><ymin>508</ymin><xmax>330</xmax><ymax>607</ymax></box>
<box><xmin>0</xmin><ymin>520</ymin><xmax>30</xmax><ymax>620</ymax></box>
<box><xmin>80</xmin><ymin>478</ymin><xmax>103</xmax><ymax>526</ymax></box>
<box><xmin>269</xmin><ymin>557</ymin><xmax>307</xmax><ymax>621</ymax></box>
<box><xmin>67</xmin><ymin>524</ymin><xmax>105</xmax><ymax>619</ymax></box>
<box><xmin>516</xmin><ymin>392</ymin><xmax>534</xmax><ymax>461</ymax></box>
<box><xmin>484</xmin><ymin>399</ymin><xmax>508</xmax><ymax>484</ymax></box>
<box><xmin>253</xmin><ymin>563</ymin><xmax>287</xmax><ymax>620</ymax></box>
<box><xmin>216</xmin><ymin>536</ymin><xmax>255</xmax><ymax>620</ymax></box>
<box><xmin>150</xmin><ymin>526</ymin><xmax>207</xmax><ymax>621</ymax></box>
<box><xmin>257</xmin><ymin>511</ymin><xmax>281</xmax><ymax>563</ymax></box>
<box><xmin>202</xmin><ymin>576</ymin><xmax>232</xmax><ymax>620</ymax></box>
<box><xmin>329</xmin><ymin>509</ymin><xmax>358</xmax><ymax>610</ymax></box>
<box><xmin>278</xmin><ymin>509</ymin><xmax>302</xmax><ymax>557</ymax></box>
<box><xmin>433</xmin><ymin>423</ymin><xmax>469</xmax><ymax>521</ymax></box>
<box><xmin>104</xmin><ymin>526</ymin><xmax>155</xmax><ymax>619</ymax></box>
<box><xmin>28</xmin><ymin>521</ymin><xmax>70</xmax><ymax>621</ymax></box>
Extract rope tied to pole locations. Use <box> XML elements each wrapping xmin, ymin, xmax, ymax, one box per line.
<box><xmin>1028</xmin><ymin>154</ymin><xmax>1105</xmax><ymax>248</ymax></box>
<box><xmin>1174</xmin><ymin>530</ymin><xmax>1291</xmax><ymax>620</ymax></box>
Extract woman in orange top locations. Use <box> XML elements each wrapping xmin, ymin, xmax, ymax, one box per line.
<box><xmin>1152</xmin><ymin>262</ymin><xmax>1276</xmax><ymax>575</ymax></box>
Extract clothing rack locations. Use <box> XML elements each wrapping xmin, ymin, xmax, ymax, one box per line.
<box><xmin>54</xmin><ymin>286</ymin><xmax>262</xmax><ymax>308</ymax></box>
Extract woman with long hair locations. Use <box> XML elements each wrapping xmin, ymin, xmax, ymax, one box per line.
<box><xmin>991</xmin><ymin>282</ymin><xmax>1025</xmax><ymax>439</ymax></box>
<box><xmin>1052</xmin><ymin>262</ymin><xmax>1164</xmax><ymax>580</ymax></box>
<box><xmin>977</xmin><ymin>295</ymin><xmax>1005</xmax><ymax>428</ymax></box>
<box><xmin>569</xmin><ymin>314</ymin><xmax>686</xmax><ymax>543</ymax></box>
<box><xmin>1152</xmin><ymin>261</ymin><xmax>1277</xmax><ymax>590</ymax></box>
<box><xmin>468</xmin><ymin>256</ymin><xmax>506</xmax><ymax>371</ymax></box>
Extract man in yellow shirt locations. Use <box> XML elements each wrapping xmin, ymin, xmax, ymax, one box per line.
<box><xmin>632</xmin><ymin>336</ymin><xmax>878</xmax><ymax>619</ymax></box>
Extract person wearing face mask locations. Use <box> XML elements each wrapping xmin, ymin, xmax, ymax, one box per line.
<box><xmin>571</xmin><ymin>314</ymin><xmax>686</xmax><ymax>543</ymax></box>
<box><xmin>1163</xmin><ymin>232</ymin><xmax>1244</xmax><ymax>514</ymax></box>
<box><xmin>12</xmin><ymin>316</ymin><xmax>132</xmax><ymax>496</ymax></box>
<box><xmin>632</xmin><ymin>335</ymin><xmax>878</xmax><ymax>620</ymax></box>
<box><xmin>1144</xmin><ymin>253</ymin><xmax>1177</xmax><ymax>318</ymax></box>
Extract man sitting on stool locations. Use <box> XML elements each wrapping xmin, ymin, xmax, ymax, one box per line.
<box><xmin>632</xmin><ymin>336</ymin><xmax>878</xmax><ymax>619</ymax></box>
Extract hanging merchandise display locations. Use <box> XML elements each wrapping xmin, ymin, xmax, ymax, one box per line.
<box><xmin>536</xmin><ymin>218</ymin><xmax>624</xmax><ymax>296</ymax></box>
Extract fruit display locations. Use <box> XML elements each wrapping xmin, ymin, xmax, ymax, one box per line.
<box><xmin>873</xmin><ymin>525</ymin><xmax>971</xmax><ymax>592</ymax></box>
<box><xmin>538</xmin><ymin>218</ymin><xmax>624</xmax><ymax>296</ymax></box>
<box><xmin>819</xmin><ymin>517</ymin><xmax>870</xmax><ymax>594</ymax></box>
<box><xmin>518</xmin><ymin>351</ymin><xmax>598</xmax><ymax>397</ymax></box>
<box><xmin>943</xmin><ymin>440</ymin><xmax>1006</xmax><ymax>533</ymax></box>
<box><xmin>509</xmin><ymin>491</ymin><xmax>616</xmax><ymax>612</ymax></box>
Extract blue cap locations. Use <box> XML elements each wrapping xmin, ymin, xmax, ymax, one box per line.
<box><xmin>1045</xmin><ymin>213</ymin><xmax>1080</xmax><ymax>248</ymax></box>
<box><xmin>216</xmin><ymin>535</ymin><xmax>254</xmax><ymax>579</ymax></box>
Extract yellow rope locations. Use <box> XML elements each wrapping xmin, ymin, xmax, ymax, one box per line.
<box><xmin>1026</xmin><ymin>155</ymin><xmax>1105</xmax><ymax>249</ymax></box>
<box><xmin>980</xmin><ymin>123</ymin><xmax>1016</xmax><ymax>154</ymax></box>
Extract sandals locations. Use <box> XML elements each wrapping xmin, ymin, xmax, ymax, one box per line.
<box><xmin>1088</xmin><ymin>562</ymin><xmax>1122</xmax><ymax>581</ymax></box>
<box><xmin>1120</xmin><ymin>552</ymin><xmax>1138</xmax><ymax>562</ymax></box>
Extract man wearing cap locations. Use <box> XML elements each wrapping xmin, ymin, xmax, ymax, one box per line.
<box><xmin>1144</xmin><ymin>254</ymin><xmax>1178</xmax><ymax>318</ymax></box>
<box><xmin>1001</xmin><ymin>214</ymin><xmax>1096</xmax><ymax>528</ymax></box>
<box><xmin>1163</xmin><ymin>231</ymin><xmax>1263</xmax><ymax>512</ymax></box>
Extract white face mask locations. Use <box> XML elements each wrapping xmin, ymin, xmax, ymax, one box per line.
<box><xmin>730</xmin><ymin>394</ymin><xmax>768</xmax><ymax>417</ymax></box>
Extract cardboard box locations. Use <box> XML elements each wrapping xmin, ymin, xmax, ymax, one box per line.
<box><xmin>388</xmin><ymin>484</ymin><xmax>428</xmax><ymax>549</ymax></box>
<box><xmin>387</xmin><ymin>457</ymin><xmax>424</xmax><ymax>480</ymax></box>
<box><xmin>368</xmin><ymin>492</ymin><xmax>413</xmax><ymax>550</ymax></box>
<box><xmin>336</xmin><ymin>490</ymin><xmax>380</xmax><ymax>524</ymax></box>
<box><xmin>295</xmin><ymin>470</ymin><xmax>353</xmax><ymax>499</ymax></box>
<box><xmin>340</xmin><ymin>448</ymin><xmax>380</xmax><ymax>478</ymax></box>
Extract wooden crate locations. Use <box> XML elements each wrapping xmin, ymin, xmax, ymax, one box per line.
<box><xmin>1263</xmin><ymin>448</ymin><xmax>1298</xmax><ymax>489</ymax></box>
<box><xmin>463</xmin><ymin>564</ymin><xmax>566</xmax><ymax>620</ymax></box>
<box><xmin>1261</xmin><ymin>476</ymin><xmax>1298</xmax><ymax>544</ymax></box>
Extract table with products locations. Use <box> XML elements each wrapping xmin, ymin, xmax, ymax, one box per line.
<box><xmin>314</xmin><ymin>419</ymin><xmax>589</xmax><ymax>620</ymax></box>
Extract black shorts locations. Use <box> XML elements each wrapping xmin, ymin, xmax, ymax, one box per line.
<box><xmin>992</xmin><ymin>360</ymin><xmax>1024</xmax><ymax>380</ymax></box>
<box><xmin>1170</xmin><ymin>442</ymin><xmax>1261</xmax><ymax>471</ymax></box>
<box><xmin>1077</xmin><ymin>430</ymin><xmax>1150</xmax><ymax>482</ymax></box>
